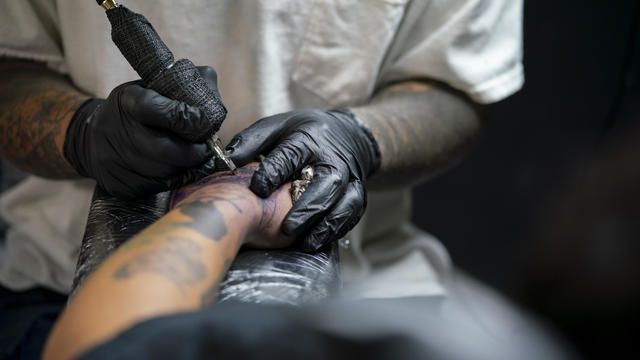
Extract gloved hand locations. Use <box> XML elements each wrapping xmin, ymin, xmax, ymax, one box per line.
<box><xmin>226</xmin><ymin>109</ymin><xmax>381</xmax><ymax>251</ymax></box>
<box><xmin>64</xmin><ymin>66</ymin><xmax>223</xmax><ymax>198</ymax></box>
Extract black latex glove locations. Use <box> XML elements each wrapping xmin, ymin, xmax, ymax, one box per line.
<box><xmin>64</xmin><ymin>66</ymin><xmax>223</xmax><ymax>198</ymax></box>
<box><xmin>226</xmin><ymin>109</ymin><xmax>381</xmax><ymax>251</ymax></box>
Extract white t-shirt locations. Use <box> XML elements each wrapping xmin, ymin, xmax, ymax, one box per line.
<box><xmin>0</xmin><ymin>0</ymin><xmax>523</xmax><ymax>297</ymax></box>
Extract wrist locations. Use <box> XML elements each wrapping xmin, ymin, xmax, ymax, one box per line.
<box><xmin>63</xmin><ymin>98</ymin><xmax>103</xmax><ymax>177</ymax></box>
<box><xmin>328</xmin><ymin>108</ymin><xmax>382</xmax><ymax>177</ymax></box>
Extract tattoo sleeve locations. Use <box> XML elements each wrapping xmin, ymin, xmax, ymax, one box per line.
<box><xmin>352</xmin><ymin>81</ymin><xmax>486</xmax><ymax>189</ymax></box>
<box><xmin>0</xmin><ymin>59</ymin><xmax>89</xmax><ymax>178</ymax></box>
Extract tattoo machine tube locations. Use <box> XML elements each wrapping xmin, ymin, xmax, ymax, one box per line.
<box><xmin>96</xmin><ymin>1</ymin><xmax>235</xmax><ymax>170</ymax></box>
<box><xmin>70</xmin><ymin>186</ymin><xmax>341</xmax><ymax>304</ymax></box>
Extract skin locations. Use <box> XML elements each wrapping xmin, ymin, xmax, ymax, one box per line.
<box><xmin>42</xmin><ymin>163</ymin><xmax>294</xmax><ymax>360</ymax></box>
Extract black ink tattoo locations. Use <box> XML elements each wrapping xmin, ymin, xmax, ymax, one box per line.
<box><xmin>169</xmin><ymin>163</ymin><xmax>286</xmax><ymax>242</ymax></box>
<box><xmin>114</xmin><ymin>236</ymin><xmax>206</xmax><ymax>293</ymax></box>
<box><xmin>0</xmin><ymin>59</ymin><xmax>88</xmax><ymax>178</ymax></box>
<box><xmin>177</xmin><ymin>199</ymin><xmax>230</xmax><ymax>241</ymax></box>
<box><xmin>352</xmin><ymin>81</ymin><xmax>484</xmax><ymax>189</ymax></box>
<box><xmin>170</xmin><ymin>167</ymin><xmax>256</xmax><ymax>241</ymax></box>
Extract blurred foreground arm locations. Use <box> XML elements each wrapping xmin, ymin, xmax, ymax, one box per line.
<box><xmin>43</xmin><ymin>163</ymin><xmax>294</xmax><ymax>360</ymax></box>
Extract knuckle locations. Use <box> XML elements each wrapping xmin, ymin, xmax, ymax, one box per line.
<box><xmin>121</xmin><ymin>88</ymin><xmax>150</xmax><ymax>118</ymax></box>
<box><xmin>250</xmin><ymin>169</ymin><xmax>271</xmax><ymax>195</ymax></box>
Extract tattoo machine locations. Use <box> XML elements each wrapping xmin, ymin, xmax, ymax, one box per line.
<box><xmin>94</xmin><ymin>0</ymin><xmax>237</xmax><ymax>173</ymax></box>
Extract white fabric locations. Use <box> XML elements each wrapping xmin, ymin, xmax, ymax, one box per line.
<box><xmin>0</xmin><ymin>177</ymin><xmax>95</xmax><ymax>292</ymax></box>
<box><xmin>0</xmin><ymin>0</ymin><xmax>523</xmax><ymax>296</ymax></box>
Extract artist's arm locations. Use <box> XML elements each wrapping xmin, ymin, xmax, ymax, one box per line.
<box><xmin>0</xmin><ymin>59</ymin><xmax>88</xmax><ymax>177</ymax></box>
<box><xmin>226</xmin><ymin>80</ymin><xmax>483</xmax><ymax>250</ymax></box>
<box><xmin>352</xmin><ymin>81</ymin><xmax>484</xmax><ymax>189</ymax></box>
<box><xmin>43</xmin><ymin>163</ymin><xmax>293</xmax><ymax>360</ymax></box>
<box><xmin>0</xmin><ymin>58</ymin><xmax>225</xmax><ymax>197</ymax></box>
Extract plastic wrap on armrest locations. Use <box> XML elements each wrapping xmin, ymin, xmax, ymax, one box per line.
<box><xmin>71</xmin><ymin>185</ymin><xmax>340</xmax><ymax>304</ymax></box>
<box><xmin>70</xmin><ymin>186</ymin><xmax>170</xmax><ymax>299</ymax></box>
<box><xmin>218</xmin><ymin>245</ymin><xmax>340</xmax><ymax>305</ymax></box>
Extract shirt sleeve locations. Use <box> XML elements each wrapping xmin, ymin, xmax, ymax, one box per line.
<box><xmin>0</xmin><ymin>0</ymin><xmax>66</xmax><ymax>72</ymax></box>
<box><xmin>378</xmin><ymin>0</ymin><xmax>524</xmax><ymax>104</ymax></box>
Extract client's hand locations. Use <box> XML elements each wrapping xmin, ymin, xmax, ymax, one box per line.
<box><xmin>170</xmin><ymin>163</ymin><xmax>294</xmax><ymax>249</ymax></box>
<box><xmin>44</xmin><ymin>163</ymin><xmax>294</xmax><ymax>360</ymax></box>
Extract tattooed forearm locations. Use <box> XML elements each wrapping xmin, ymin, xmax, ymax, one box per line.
<box><xmin>114</xmin><ymin>236</ymin><xmax>206</xmax><ymax>293</ymax></box>
<box><xmin>0</xmin><ymin>59</ymin><xmax>88</xmax><ymax>178</ymax></box>
<box><xmin>171</xmin><ymin>173</ymin><xmax>248</xmax><ymax>241</ymax></box>
<box><xmin>170</xmin><ymin>167</ymin><xmax>266</xmax><ymax>241</ymax></box>
<box><xmin>352</xmin><ymin>81</ymin><xmax>485</xmax><ymax>189</ymax></box>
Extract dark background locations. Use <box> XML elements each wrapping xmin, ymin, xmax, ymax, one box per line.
<box><xmin>411</xmin><ymin>1</ymin><xmax>640</xmax><ymax>358</ymax></box>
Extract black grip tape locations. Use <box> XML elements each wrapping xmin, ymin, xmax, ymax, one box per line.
<box><xmin>106</xmin><ymin>6</ymin><xmax>226</xmax><ymax>141</ymax></box>
<box><xmin>106</xmin><ymin>6</ymin><xmax>173</xmax><ymax>83</ymax></box>
<box><xmin>148</xmin><ymin>59</ymin><xmax>227</xmax><ymax>139</ymax></box>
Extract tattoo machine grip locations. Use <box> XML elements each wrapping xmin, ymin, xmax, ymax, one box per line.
<box><xmin>105</xmin><ymin>6</ymin><xmax>226</xmax><ymax>142</ymax></box>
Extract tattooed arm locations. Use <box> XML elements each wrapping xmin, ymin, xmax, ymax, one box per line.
<box><xmin>352</xmin><ymin>80</ymin><xmax>485</xmax><ymax>189</ymax></box>
<box><xmin>43</xmin><ymin>163</ymin><xmax>294</xmax><ymax>360</ymax></box>
<box><xmin>0</xmin><ymin>59</ymin><xmax>88</xmax><ymax>178</ymax></box>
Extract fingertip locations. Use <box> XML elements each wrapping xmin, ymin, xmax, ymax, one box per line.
<box><xmin>249</xmin><ymin>169</ymin><xmax>272</xmax><ymax>198</ymax></box>
<box><xmin>281</xmin><ymin>218</ymin><xmax>298</xmax><ymax>237</ymax></box>
<box><xmin>225</xmin><ymin>136</ymin><xmax>241</xmax><ymax>153</ymax></box>
<box><xmin>281</xmin><ymin>204</ymin><xmax>314</xmax><ymax>238</ymax></box>
<box><xmin>224</xmin><ymin>136</ymin><xmax>244</xmax><ymax>162</ymax></box>
<box><xmin>225</xmin><ymin>135</ymin><xmax>263</xmax><ymax>166</ymax></box>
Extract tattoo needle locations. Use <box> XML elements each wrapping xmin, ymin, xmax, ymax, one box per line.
<box><xmin>207</xmin><ymin>135</ymin><xmax>237</xmax><ymax>174</ymax></box>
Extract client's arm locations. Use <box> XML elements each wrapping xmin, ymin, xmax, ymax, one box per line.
<box><xmin>43</xmin><ymin>163</ymin><xmax>294</xmax><ymax>360</ymax></box>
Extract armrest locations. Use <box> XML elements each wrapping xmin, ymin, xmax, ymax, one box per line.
<box><xmin>71</xmin><ymin>185</ymin><xmax>340</xmax><ymax>304</ymax></box>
